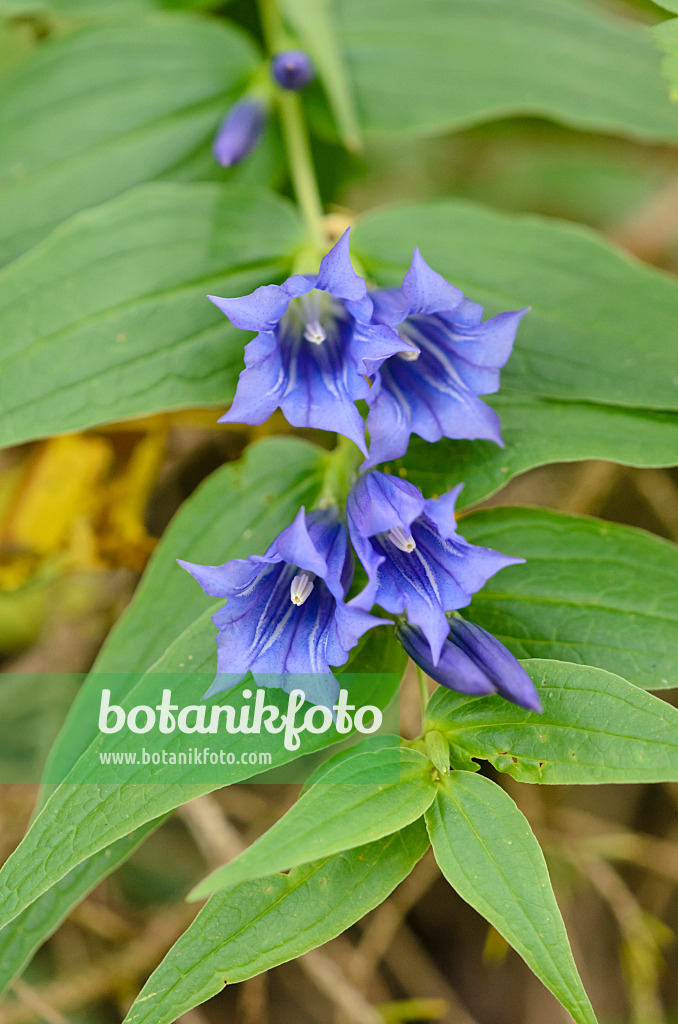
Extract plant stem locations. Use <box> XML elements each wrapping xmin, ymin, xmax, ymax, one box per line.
<box><xmin>278</xmin><ymin>92</ymin><xmax>326</xmax><ymax>249</ymax></box>
<box><xmin>258</xmin><ymin>0</ymin><xmax>326</xmax><ymax>250</ymax></box>
<box><xmin>320</xmin><ymin>436</ymin><xmax>364</xmax><ymax>508</ymax></box>
<box><xmin>416</xmin><ymin>664</ymin><xmax>429</xmax><ymax>724</ymax></box>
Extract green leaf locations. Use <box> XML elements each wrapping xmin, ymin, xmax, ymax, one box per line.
<box><xmin>0</xmin><ymin>0</ymin><xmax>154</xmax><ymax>11</ymax></box>
<box><xmin>332</xmin><ymin>0</ymin><xmax>678</xmax><ymax>143</ymax></box>
<box><xmin>426</xmin><ymin>773</ymin><xmax>597</xmax><ymax>1024</ymax></box>
<box><xmin>0</xmin><ymin>19</ymin><xmax>35</xmax><ymax>78</ymax></box>
<box><xmin>0</xmin><ymin>0</ymin><xmax>224</xmax><ymax>11</ymax></box>
<box><xmin>427</xmin><ymin>659</ymin><xmax>678</xmax><ymax>785</ymax></box>
<box><xmin>0</xmin><ymin>182</ymin><xmax>303</xmax><ymax>449</ymax></box>
<box><xmin>0</xmin><ymin>14</ymin><xmax>264</xmax><ymax>264</ymax></box>
<box><xmin>0</xmin><ymin>820</ymin><xmax>166</xmax><ymax>998</ymax></box>
<box><xmin>0</xmin><ymin>618</ymin><xmax>403</xmax><ymax>932</ymax></box>
<box><xmin>43</xmin><ymin>436</ymin><xmax>328</xmax><ymax>785</ymax></box>
<box><xmin>653</xmin><ymin>17</ymin><xmax>678</xmax><ymax>99</ymax></box>
<box><xmin>279</xmin><ymin>0</ymin><xmax>362</xmax><ymax>150</ymax></box>
<box><xmin>189</xmin><ymin>746</ymin><xmax>436</xmax><ymax>899</ymax></box>
<box><xmin>300</xmin><ymin>733</ymin><xmax>401</xmax><ymax>793</ymax></box>
<box><xmin>459</xmin><ymin>507</ymin><xmax>678</xmax><ymax>689</ymax></box>
<box><xmin>124</xmin><ymin>821</ymin><xmax>429</xmax><ymax>1024</ymax></box>
<box><xmin>403</xmin><ymin>395</ymin><xmax>678</xmax><ymax>508</ymax></box>
<box><xmin>354</xmin><ymin>199</ymin><xmax>678</xmax><ymax>412</ymax></box>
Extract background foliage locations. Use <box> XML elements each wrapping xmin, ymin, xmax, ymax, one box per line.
<box><xmin>0</xmin><ymin>0</ymin><xmax>678</xmax><ymax>1022</ymax></box>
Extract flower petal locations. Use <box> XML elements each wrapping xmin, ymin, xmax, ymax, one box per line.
<box><xmin>448</xmin><ymin>618</ymin><xmax>543</xmax><ymax>712</ymax></box>
<box><xmin>218</xmin><ymin>331</ymin><xmax>285</xmax><ymax>426</ymax></box>
<box><xmin>209</xmin><ymin>285</ymin><xmax>292</xmax><ymax>333</ymax></box>
<box><xmin>316</xmin><ymin>229</ymin><xmax>366</xmax><ymax>302</ymax></box>
<box><xmin>178</xmin><ymin>556</ymin><xmax>268</xmax><ymax>598</ymax></box>
<box><xmin>254</xmin><ymin>672</ymin><xmax>340</xmax><ymax>709</ymax></box>
<box><xmin>398</xmin><ymin>622</ymin><xmax>495</xmax><ymax>696</ymax></box>
<box><xmin>401</xmin><ymin>247</ymin><xmax>464</xmax><ymax>315</ymax></box>
<box><xmin>348</xmin><ymin>471</ymin><xmax>426</xmax><ymax>538</ymax></box>
<box><xmin>423</xmin><ymin>485</ymin><xmax>464</xmax><ymax>540</ymax></box>
<box><xmin>439</xmin><ymin>306</ymin><xmax>529</xmax><ymax>369</ymax></box>
<box><xmin>350</xmin><ymin>320</ymin><xmax>414</xmax><ymax>377</ymax></box>
<box><xmin>364</xmin><ymin>381</ymin><xmax>412</xmax><ymax>467</ymax></box>
<box><xmin>279</xmin><ymin>330</ymin><xmax>369</xmax><ymax>453</ymax></box>
<box><xmin>268</xmin><ymin>506</ymin><xmax>328</xmax><ymax>578</ymax></box>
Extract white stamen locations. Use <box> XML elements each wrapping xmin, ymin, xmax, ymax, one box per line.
<box><xmin>290</xmin><ymin>572</ymin><xmax>315</xmax><ymax>605</ymax></box>
<box><xmin>388</xmin><ymin>526</ymin><xmax>416</xmax><ymax>553</ymax></box>
<box><xmin>304</xmin><ymin>320</ymin><xmax>326</xmax><ymax>345</ymax></box>
<box><xmin>398</xmin><ymin>346</ymin><xmax>420</xmax><ymax>361</ymax></box>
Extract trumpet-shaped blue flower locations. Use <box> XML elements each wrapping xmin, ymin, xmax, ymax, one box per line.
<box><xmin>210</xmin><ymin>232</ymin><xmax>411</xmax><ymax>454</ymax></box>
<box><xmin>178</xmin><ymin>506</ymin><xmax>385</xmax><ymax>707</ymax></box>
<box><xmin>347</xmin><ymin>471</ymin><xmax>521</xmax><ymax>663</ymax></box>
<box><xmin>364</xmin><ymin>248</ymin><xmax>528</xmax><ymax>467</ymax></box>
<box><xmin>212</xmin><ymin>98</ymin><xmax>267</xmax><ymax>168</ymax></box>
<box><xmin>398</xmin><ymin>618</ymin><xmax>542</xmax><ymax>712</ymax></box>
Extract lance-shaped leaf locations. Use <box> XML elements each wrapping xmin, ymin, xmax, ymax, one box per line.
<box><xmin>426</xmin><ymin>660</ymin><xmax>678</xmax><ymax>785</ymax></box>
<box><xmin>189</xmin><ymin>747</ymin><xmax>436</xmax><ymax>899</ymax></box>
<box><xmin>0</xmin><ymin>616</ymin><xmax>404</xmax><ymax>932</ymax></box>
<box><xmin>426</xmin><ymin>773</ymin><xmax>597</xmax><ymax>1024</ymax></box>
<box><xmin>654</xmin><ymin>17</ymin><xmax>678</xmax><ymax>99</ymax></box>
<box><xmin>0</xmin><ymin>183</ymin><xmax>303</xmax><ymax>449</ymax></box>
<box><xmin>0</xmin><ymin>14</ymin><xmax>261</xmax><ymax>264</ymax></box>
<box><xmin>331</xmin><ymin>0</ymin><xmax>678</xmax><ymax>144</ymax></box>
<box><xmin>0</xmin><ymin>820</ymin><xmax>166</xmax><ymax>998</ymax></box>
<box><xmin>403</xmin><ymin>396</ymin><xmax>678</xmax><ymax>509</ymax></box>
<box><xmin>124</xmin><ymin>821</ymin><xmax>429</xmax><ymax>1024</ymax></box>
<box><xmin>459</xmin><ymin>507</ymin><xmax>678</xmax><ymax>690</ymax></box>
<box><xmin>354</xmin><ymin>200</ymin><xmax>678</xmax><ymax>412</ymax></box>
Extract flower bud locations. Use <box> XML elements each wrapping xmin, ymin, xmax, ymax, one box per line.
<box><xmin>398</xmin><ymin>618</ymin><xmax>542</xmax><ymax>712</ymax></box>
<box><xmin>212</xmin><ymin>98</ymin><xmax>266</xmax><ymax>168</ymax></box>
<box><xmin>271</xmin><ymin>50</ymin><xmax>315</xmax><ymax>91</ymax></box>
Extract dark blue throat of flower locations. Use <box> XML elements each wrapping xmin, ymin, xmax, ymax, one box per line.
<box><xmin>277</xmin><ymin>292</ymin><xmax>364</xmax><ymax>409</ymax></box>
<box><xmin>370</xmin><ymin>516</ymin><xmax>474</xmax><ymax>614</ymax></box>
<box><xmin>386</xmin><ymin>314</ymin><xmax>477</xmax><ymax>403</ymax></box>
<box><xmin>216</xmin><ymin>561</ymin><xmax>337</xmax><ymax>674</ymax></box>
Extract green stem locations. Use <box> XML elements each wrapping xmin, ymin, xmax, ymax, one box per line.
<box><xmin>279</xmin><ymin>92</ymin><xmax>326</xmax><ymax>249</ymax></box>
<box><xmin>416</xmin><ymin>664</ymin><xmax>429</xmax><ymax>724</ymax></box>
<box><xmin>319</xmin><ymin>436</ymin><xmax>364</xmax><ymax>508</ymax></box>
<box><xmin>258</xmin><ymin>0</ymin><xmax>326</xmax><ymax>250</ymax></box>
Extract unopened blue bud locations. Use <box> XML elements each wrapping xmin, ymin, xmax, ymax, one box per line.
<box><xmin>271</xmin><ymin>50</ymin><xmax>314</xmax><ymax>91</ymax></box>
<box><xmin>398</xmin><ymin>618</ymin><xmax>543</xmax><ymax>713</ymax></box>
<box><xmin>212</xmin><ymin>98</ymin><xmax>266</xmax><ymax>168</ymax></box>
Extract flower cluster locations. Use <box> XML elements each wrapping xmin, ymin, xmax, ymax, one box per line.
<box><xmin>180</xmin><ymin>232</ymin><xmax>541</xmax><ymax>713</ymax></box>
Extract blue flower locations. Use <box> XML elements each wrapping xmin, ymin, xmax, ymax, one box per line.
<box><xmin>347</xmin><ymin>471</ymin><xmax>522</xmax><ymax>663</ymax></box>
<box><xmin>398</xmin><ymin>618</ymin><xmax>542</xmax><ymax>712</ymax></box>
<box><xmin>212</xmin><ymin>98</ymin><xmax>267</xmax><ymax>168</ymax></box>
<box><xmin>364</xmin><ymin>248</ymin><xmax>528</xmax><ymax>467</ymax></box>
<box><xmin>178</xmin><ymin>506</ymin><xmax>386</xmax><ymax>707</ymax></box>
<box><xmin>209</xmin><ymin>231</ymin><xmax>411</xmax><ymax>453</ymax></box>
<box><xmin>272</xmin><ymin>50</ymin><xmax>315</xmax><ymax>91</ymax></box>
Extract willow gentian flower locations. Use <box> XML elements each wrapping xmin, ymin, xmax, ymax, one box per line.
<box><xmin>364</xmin><ymin>249</ymin><xmax>528</xmax><ymax>467</ymax></box>
<box><xmin>210</xmin><ymin>231</ymin><xmax>412</xmax><ymax>453</ymax></box>
<box><xmin>272</xmin><ymin>50</ymin><xmax>315</xmax><ymax>90</ymax></box>
<box><xmin>212</xmin><ymin>98</ymin><xmax>267</xmax><ymax>167</ymax></box>
<box><xmin>347</xmin><ymin>471</ymin><xmax>522</xmax><ymax>663</ymax></box>
<box><xmin>178</xmin><ymin>506</ymin><xmax>385</xmax><ymax>708</ymax></box>
<box><xmin>398</xmin><ymin>619</ymin><xmax>542</xmax><ymax>712</ymax></box>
